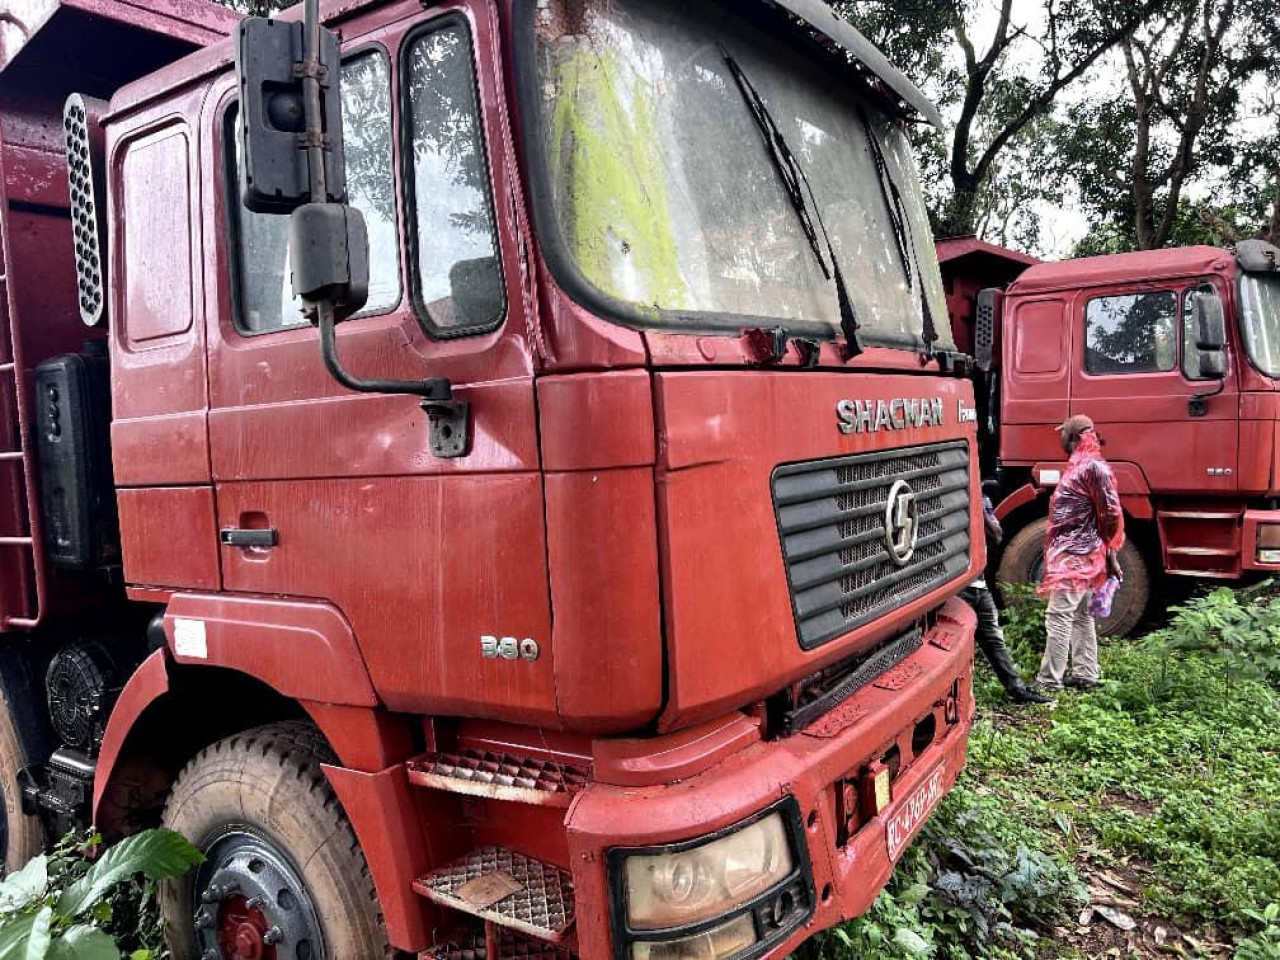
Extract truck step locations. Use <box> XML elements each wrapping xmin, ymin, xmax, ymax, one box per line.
<box><xmin>413</xmin><ymin>847</ymin><xmax>575</xmax><ymax>943</ymax></box>
<box><xmin>406</xmin><ymin>748</ymin><xmax>588</xmax><ymax>807</ymax></box>
<box><xmin>421</xmin><ymin>930</ymin><xmax>577</xmax><ymax>960</ymax></box>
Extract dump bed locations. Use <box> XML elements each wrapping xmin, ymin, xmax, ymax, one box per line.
<box><xmin>0</xmin><ymin>0</ymin><xmax>236</xmax><ymax>629</ymax></box>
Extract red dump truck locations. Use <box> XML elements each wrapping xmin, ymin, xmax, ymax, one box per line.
<box><xmin>939</xmin><ymin>235</ymin><xmax>1280</xmax><ymax>635</ymax></box>
<box><xmin>0</xmin><ymin>1</ymin><xmax>984</xmax><ymax>956</ymax></box>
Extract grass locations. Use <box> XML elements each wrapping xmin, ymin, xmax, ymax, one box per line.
<box><xmin>806</xmin><ymin>585</ymin><xmax>1280</xmax><ymax>958</ymax></box>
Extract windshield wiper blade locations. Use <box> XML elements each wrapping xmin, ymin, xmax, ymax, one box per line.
<box><xmin>858</xmin><ymin>105</ymin><xmax>939</xmax><ymax>355</ymax></box>
<box><xmin>722</xmin><ymin>50</ymin><xmax>863</xmax><ymax>357</ymax></box>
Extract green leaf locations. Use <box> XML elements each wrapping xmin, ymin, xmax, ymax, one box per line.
<box><xmin>893</xmin><ymin>927</ymin><xmax>931</xmax><ymax>955</ymax></box>
<box><xmin>21</xmin><ymin>907</ymin><xmax>52</xmax><ymax>960</ymax></box>
<box><xmin>56</xmin><ymin>829</ymin><xmax>202</xmax><ymax>918</ymax></box>
<box><xmin>0</xmin><ymin>857</ymin><xmax>48</xmax><ymax>914</ymax></box>
<box><xmin>129</xmin><ymin>952</ymin><xmax>154</xmax><ymax>960</ymax></box>
<box><xmin>0</xmin><ymin>909</ymin><xmax>40</xmax><ymax>960</ymax></box>
<box><xmin>46</xmin><ymin>927</ymin><xmax>119</xmax><ymax>960</ymax></box>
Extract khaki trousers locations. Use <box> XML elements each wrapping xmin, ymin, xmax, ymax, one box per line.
<box><xmin>1036</xmin><ymin>589</ymin><xmax>1100</xmax><ymax>688</ymax></box>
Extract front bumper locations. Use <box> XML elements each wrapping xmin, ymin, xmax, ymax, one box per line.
<box><xmin>568</xmin><ymin>597</ymin><xmax>976</xmax><ymax>959</ymax></box>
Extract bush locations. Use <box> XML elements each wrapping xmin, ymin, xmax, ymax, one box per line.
<box><xmin>0</xmin><ymin>829</ymin><xmax>201</xmax><ymax>959</ymax></box>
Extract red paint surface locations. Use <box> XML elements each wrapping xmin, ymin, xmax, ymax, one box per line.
<box><xmin>93</xmin><ymin>648</ymin><xmax>169</xmax><ymax>820</ymax></box>
<box><xmin>117</xmin><ymin>487</ymin><xmax>220</xmax><ymax>590</ymax></box>
<box><xmin>654</xmin><ymin>370</ymin><xmax>982</xmax><ymax>729</ymax></box>
<box><xmin>163</xmin><ymin>593</ymin><xmax>378</xmax><ymax>706</ymax></box>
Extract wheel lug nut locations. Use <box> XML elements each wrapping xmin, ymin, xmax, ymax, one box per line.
<box><xmin>263</xmin><ymin>926</ymin><xmax>284</xmax><ymax>945</ymax></box>
<box><xmin>246</xmin><ymin>895</ymin><xmax>267</xmax><ymax>909</ymax></box>
<box><xmin>193</xmin><ymin>908</ymin><xmax>214</xmax><ymax>929</ymax></box>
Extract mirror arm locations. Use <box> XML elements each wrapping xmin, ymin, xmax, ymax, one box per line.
<box><xmin>317</xmin><ymin>307</ymin><xmax>470</xmax><ymax>458</ymax></box>
<box><xmin>1189</xmin><ymin>377</ymin><xmax>1226</xmax><ymax>419</ymax></box>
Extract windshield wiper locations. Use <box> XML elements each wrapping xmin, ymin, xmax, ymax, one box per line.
<box><xmin>858</xmin><ymin>104</ymin><xmax>940</xmax><ymax>356</ymax></box>
<box><xmin>722</xmin><ymin>50</ymin><xmax>863</xmax><ymax>357</ymax></box>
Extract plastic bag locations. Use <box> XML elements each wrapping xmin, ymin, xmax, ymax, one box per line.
<box><xmin>1090</xmin><ymin>576</ymin><xmax>1120</xmax><ymax>619</ymax></box>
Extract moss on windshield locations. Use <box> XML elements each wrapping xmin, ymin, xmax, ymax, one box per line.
<box><xmin>547</xmin><ymin>45</ymin><xmax>685</xmax><ymax>311</ymax></box>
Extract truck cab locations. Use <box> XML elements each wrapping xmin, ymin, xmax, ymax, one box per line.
<box><xmin>0</xmin><ymin>2</ymin><xmax>983</xmax><ymax>957</ymax></box>
<box><xmin>941</xmin><ymin>236</ymin><xmax>1280</xmax><ymax>635</ymax></box>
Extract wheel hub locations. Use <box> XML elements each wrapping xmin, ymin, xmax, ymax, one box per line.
<box><xmin>193</xmin><ymin>833</ymin><xmax>322</xmax><ymax>960</ymax></box>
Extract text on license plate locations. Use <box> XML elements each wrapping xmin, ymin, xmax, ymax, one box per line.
<box><xmin>885</xmin><ymin>762</ymin><xmax>946</xmax><ymax>861</ymax></box>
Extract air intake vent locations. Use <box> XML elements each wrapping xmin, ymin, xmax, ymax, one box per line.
<box><xmin>974</xmin><ymin>288</ymin><xmax>1003</xmax><ymax>372</ymax></box>
<box><xmin>63</xmin><ymin>94</ymin><xmax>109</xmax><ymax>327</ymax></box>
<box><xmin>773</xmin><ymin>441</ymin><xmax>971</xmax><ymax>650</ymax></box>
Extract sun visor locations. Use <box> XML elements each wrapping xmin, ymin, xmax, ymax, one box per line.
<box><xmin>760</xmin><ymin>0</ymin><xmax>944</xmax><ymax>129</ymax></box>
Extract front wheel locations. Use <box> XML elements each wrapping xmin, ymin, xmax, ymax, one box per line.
<box><xmin>996</xmin><ymin>517</ymin><xmax>1150</xmax><ymax>637</ymax></box>
<box><xmin>159</xmin><ymin>721</ymin><xmax>390</xmax><ymax>960</ymax></box>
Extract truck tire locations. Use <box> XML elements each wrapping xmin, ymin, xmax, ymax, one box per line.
<box><xmin>996</xmin><ymin>517</ymin><xmax>1151</xmax><ymax>637</ymax></box>
<box><xmin>0</xmin><ymin>686</ymin><xmax>43</xmax><ymax>872</ymax></box>
<box><xmin>159</xmin><ymin>721</ymin><xmax>390</xmax><ymax>960</ymax></box>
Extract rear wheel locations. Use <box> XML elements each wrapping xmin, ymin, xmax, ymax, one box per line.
<box><xmin>0</xmin><ymin>685</ymin><xmax>44</xmax><ymax>873</ymax></box>
<box><xmin>996</xmin><ymin>517</ymin><xmax>1150</xmax><ymax>637</ymax></box>
<box><xmin>160</xmin><ymin>721</ymin><xmax>389</xmax><ymax>960</ymax></box>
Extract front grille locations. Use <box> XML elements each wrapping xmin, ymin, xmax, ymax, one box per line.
<box><xmin>773</xmin><ymin>440</ymin><xmax>971</xmax><ymax>650</ymax></box>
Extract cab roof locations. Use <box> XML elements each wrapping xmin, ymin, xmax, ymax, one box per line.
<box><xmin>1009</xmin><ymin>245</ymin><xmax>1235</xmax><ymax>297</ymax></box>
<box><xmin>109</xmin><ymin>0</ymin><xmax>944</xmax><ymax>126</ymax></box>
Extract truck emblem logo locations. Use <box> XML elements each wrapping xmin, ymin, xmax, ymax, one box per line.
<box><xmin>836</xmin><ymin>397</ymin><xmax>945</xmax><ymax>434</ymax></box>
<box><xmin>884</xmin><ymin>480</ymin><xmax>919</xmax><ymax>566</ymax></box>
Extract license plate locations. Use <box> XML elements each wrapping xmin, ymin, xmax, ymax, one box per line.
<box><xmin>885</xmin><ymin>761</ymin><xmax>946</xmax><ymax>861</ymax></box>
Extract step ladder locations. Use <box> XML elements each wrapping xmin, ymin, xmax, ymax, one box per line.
<box><xmin>408</xmin><ymin>747</ymin><xmax>590</xmax><ymax>958</ymax></box>
<box><xmin>0</xmin><ymin>131</ymin><xmax>46</xmax><ymax>631</ymax></box>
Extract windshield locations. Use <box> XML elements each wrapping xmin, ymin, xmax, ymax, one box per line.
<box><xmin>1239</xmin><ymin>271</ymin><xmax>1280</xmax><ymax>378</ymax></box>
<box><xmin>523</xmin><ymin>0</ymin><xmax>952</xmax><ymax>350</ymax></box>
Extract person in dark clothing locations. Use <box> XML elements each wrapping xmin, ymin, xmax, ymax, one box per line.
<box><xmin>961</xmin><ymin>494</ymin><xmax>1053</xmax><ymax>705</ymax></box>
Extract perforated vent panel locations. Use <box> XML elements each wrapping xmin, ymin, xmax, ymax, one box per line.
<box><xmin>62</xmin><ymin>95</ymin><xmax>109</xmax><ymax>327</ymax></box>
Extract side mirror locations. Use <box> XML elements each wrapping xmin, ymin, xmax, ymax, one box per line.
<box><xmin>1198</xmin><ymin>350</ymin><xmax>1226</xmax><ymax>379</ymax></box>
<box><xmin>289</xmin><ymin>204</ymin><xmax>369</xmax><ymax>320</ymax></box>
<box><xmin>1193</xmin><ymin>289</ymin><xmax>1226</xmax><ymax>351</ymax></box>
<box><xmin>235</xmin><ymin>17</ymin><xmax>345</xmax><ymax>211</ymax></box>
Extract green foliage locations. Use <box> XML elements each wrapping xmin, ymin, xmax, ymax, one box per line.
<box><xmin>1145</xmin><ymin>583</ymin><xmax>1280</xmax><ymax>688</ymax></box>
<box><xmin>0</xmin><ymin>830</ymin><xmax>201</xmax><ymax>960</ymax></box>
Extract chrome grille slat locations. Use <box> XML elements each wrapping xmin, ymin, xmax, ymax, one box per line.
<box><xmin>773</xmin><ymin>441</ymin><xmax>972</xmax><ymax>650</ymax></box>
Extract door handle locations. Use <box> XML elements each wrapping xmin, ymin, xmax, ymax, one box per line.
<box><xmin>220</xmin><ymin>528</ymin><xmax>278</xmax><ymax>548</ymax></box>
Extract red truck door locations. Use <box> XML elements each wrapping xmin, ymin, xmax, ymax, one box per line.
<box><xmin>1069</xmin><ymin>281</ymin><xmax>1238</xmax><ymax>496</ymax></box>
<box><xmin>201</xmin><ymin>4</ymin><xmax>559</xmax><ymax>725</ymax></box>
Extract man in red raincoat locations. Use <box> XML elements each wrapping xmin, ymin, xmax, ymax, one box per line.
<box><xmin>1034</xmin><ymin>415</ymin><xmax>1125</xmax><ymax>692</ymax></box>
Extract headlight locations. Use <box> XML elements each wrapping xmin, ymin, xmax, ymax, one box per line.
<box><xmin>630</xmin><ymin>914</ymin><xmax>756</xmax><ymax>960</ymax></box>
<box><xmin>622</xmin><ymin>812</ymin><xmax>794</xmax><ymax>930</ymax></box>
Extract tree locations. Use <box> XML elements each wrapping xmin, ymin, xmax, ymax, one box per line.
<box><xmin>1064</xmin><ymin>0</ymin><xmax>1279</xmax><ymax>250</ymax></box>
<box><xmin>834</xmin><ymin>0</ymin><xmax>1163</xmax><ymax>239</ymax></box>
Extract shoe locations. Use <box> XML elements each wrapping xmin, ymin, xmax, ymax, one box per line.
<box><xmin>1065</xmin><ymin>677</ymin><xmax>1099</xmax><ymax>691</ymax></box>
<box><xmin>1010</xmin><ymin>686</ymin><xmax>1056</xmax><ymax>705</ymax></box>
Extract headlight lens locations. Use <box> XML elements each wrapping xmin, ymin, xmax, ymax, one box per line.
<box><xmin>624</xmin><ymin>813</ymin><xmax>793</xmax><ymax>929</ymax></box>
<box><xmin>630</xmin><ymin>913</ymin><xmax>756</xmax><ymax>960</ymax></box>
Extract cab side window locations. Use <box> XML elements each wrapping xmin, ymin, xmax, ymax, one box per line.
<box><xmin>227</xmin><ymin>50</ymin><xmax>399</xmax><ymax>334</ymax></box>
<box><xmin>1084</xmin><ymin>291</ymin><xmax>1177</xmax><ymax>375</ymax></box>
<box><xmin>403</xmin><ymin>18</ymin><xmax>505</xmax><ymax>337</ymax></box>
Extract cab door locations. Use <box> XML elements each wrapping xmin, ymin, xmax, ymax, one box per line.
<box><xmin>1068</xmin><ymin>281</ymin><xmax>1238</xmax><ymax>495</ymax></box>
<box><xmin>202</xmin><ymin>1</ymin><xmax>557</xmax><ymax>725</ymax></box>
